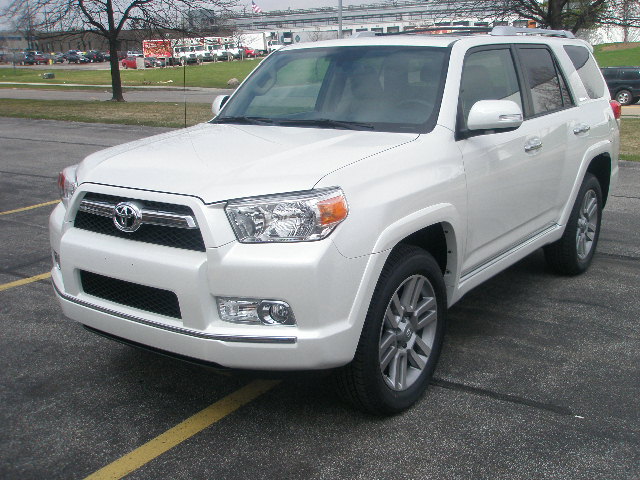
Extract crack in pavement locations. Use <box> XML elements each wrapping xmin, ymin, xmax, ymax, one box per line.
<box><xmin>431</xmin><ymin>378</ymin><xmax>574</xmax><ymax>416</ymax></box>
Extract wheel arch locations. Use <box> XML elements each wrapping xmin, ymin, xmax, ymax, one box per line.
<box><xmin>586</xmin><ymin>153</ymin><xmax>611</xmax><ymax>207</ymax></box>
<box><xmin>385</xmin><ymin>220</ymin><xmax>460</xmax><ymax>307</ymax></box>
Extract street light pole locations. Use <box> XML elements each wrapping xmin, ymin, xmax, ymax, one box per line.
<box><xmin>338</xmin><ymin>0</ymin><xmax>343</xmax><ymax>39</ymax></box>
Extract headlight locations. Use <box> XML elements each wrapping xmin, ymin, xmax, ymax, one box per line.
<box><xmin>225</xmin><ymin>187</ymin><xmax>348</xmax><ymax>243</ymax></box>
<box><xmin>57</xmin><ymin>164</ymin><xmax>78</xmax><ymax>207</ymax></box>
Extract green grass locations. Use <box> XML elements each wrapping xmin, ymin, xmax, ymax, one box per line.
<box><xmin>620</xmin><ymin>118</ymin><xmax>640</xmax><ymax>162</ymax></box>
<box><xmin>0</xmin><ymin>59</ymin><xmax>261</xmax><ymax>88</ymax></box>
<box><xmin>593</xmin><ymin>43</ymin><xmax>640</xmax><ymax>67</ymax></box>
<box><xmin>0</xmin><ymin>98</ymin><xmax>213</xmax><ymax>127</ymax></box>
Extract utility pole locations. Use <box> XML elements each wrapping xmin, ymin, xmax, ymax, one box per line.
<box><xmin>26</xmin><ymin>0</ymin><xmax>33</xmax><ymax>50</ymax></box>
<box><xmin>338</xmin><ymin>0</ymin><xmax>343</xmax><ymax>38</ymax></box>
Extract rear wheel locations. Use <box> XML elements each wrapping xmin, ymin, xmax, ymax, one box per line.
<box><xmin>544</xmin><ymin>173</ymin><xmax>602</xmax><ymax>275</ymax></box>
<box><xmin>615</xmin><ymin>89</ymin><xmax>633</xmax><ymax>105</ymax></box>
<box><xmin>334</xmin><ymin>245</ymin><xmax>447</xmax><ymax>415</ymax></box>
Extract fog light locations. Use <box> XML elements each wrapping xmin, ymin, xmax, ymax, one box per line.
<box><xmin>216</xmin><ymin>297</ymin><xmax>296</xmax><ymax>326</ymax></box>
<box><xmin>52</xmin><ymin>249</ymin><xmax>60</xmax><ymax>270</ymax></box>
<box><xmin>258</xmin><ymin>301</ymin><xmax>295</xmax><ymax>325</ymax></box>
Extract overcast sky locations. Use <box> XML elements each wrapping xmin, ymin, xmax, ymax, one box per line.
<box><xmin>0</xmin><ymin>0</ymin><xmax>364</xmax><ymax>29</ymax></box>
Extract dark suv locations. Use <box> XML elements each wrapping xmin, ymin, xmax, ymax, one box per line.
<box><xmin>601</xmin><ymin>66</ymin><xmax>640</xmax><ymax>105</ymax></box>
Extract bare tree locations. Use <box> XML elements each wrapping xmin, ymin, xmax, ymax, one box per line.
<box><xmin>2</xmin><ymin>0</ymin><xmax>237</xmax><ymax>101</ymax></box>
<box><xmin>482</xmin><ymin>0</ymin><xmax>640</xmax><ymax>34</ymax></box>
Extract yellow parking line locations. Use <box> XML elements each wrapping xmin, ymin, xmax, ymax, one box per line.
<box><xmin>85</xmin><ymin>379</ymin><xmax>280</xmax><ymax>480</ymax></box>
<box><xmin>0</xmin><ymin>272</ymin><xmax>51</xmax><ymax>292</ymax></box>
<box><xmin>0</xmin><ymin>200</ymin><xmax>59</xmax><ymax>216</ymax></box>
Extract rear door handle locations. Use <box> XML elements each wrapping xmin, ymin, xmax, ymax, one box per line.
<box><xmin>524</xmin><ymin>138</ymin><xmax>543</xmax><ymax>153</ymax></box>
<box><xmin>573</xmin><ymin>124</ymin><xmax>591</xmax><ymax>135</ymax></box>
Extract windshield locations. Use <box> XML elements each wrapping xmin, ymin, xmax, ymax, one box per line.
<box><xmin>215</xmin><ymin>45</ymin><xmax>448</xmax><ymax>133</ymax></box>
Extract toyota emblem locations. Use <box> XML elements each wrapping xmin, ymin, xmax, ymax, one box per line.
<box><xmin>113</xmin><ymin>202</ymin><xmax>142</xmax><ymax>233</ymax></box>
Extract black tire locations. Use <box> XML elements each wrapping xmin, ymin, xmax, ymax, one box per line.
<box><xmin>544</xmin><ymin>173</ymin><xmax>602</xmax><ymax>275</ymax></box>
<box><xmin>334</xmin><ymin>245</ymin><xmax>447</xmax><ymax>415</ymax></box>
<box><xmin>615</xmin><ymin>89</ymin><xmax>633</xmax><ymax>105</ymax></box>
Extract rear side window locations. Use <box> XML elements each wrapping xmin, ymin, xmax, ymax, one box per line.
<box><xmin>563</xmin><ymin>45</ymin><xmax>605</xmax><ymax>99</ymax></box>
<box><xmin>519</xmin><ymin>47</ymin><xmax>569</xmax><ymax>115</ymax></box>
<box><xmin>621</xmin><ymin>69</ymin><xmax>640</xmax><ymax>80</ymax></box>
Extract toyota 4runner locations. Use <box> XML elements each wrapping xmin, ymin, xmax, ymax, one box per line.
<box><xmin>50</xmin><ymin>27</ymin><xmax>620</xmax><ymax>414</ymax></box>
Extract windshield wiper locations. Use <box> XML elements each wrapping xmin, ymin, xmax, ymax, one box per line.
<box><xmin>213</xmin><ymin>116</ymin><xmax>277</xmax><ymax>125</ymax></box>
<box><xmin>277</xmin><ymin>119</ymin><xmax>375</xmax><ymax>130</ymax></box>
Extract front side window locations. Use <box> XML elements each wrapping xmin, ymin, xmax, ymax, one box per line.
<box><xmin>563</xmin><ymin>45</ymin><xmax>605</xmax><ymax>99</ymax></box>
<box><xmin>519</xmin><ymin>47</ymin><xmax>567</xmax><ymax>115</ymax></box>
<box><xmin>459</xmin><ymin>48</ymin><xmax>522</xmax><ymax>126</ymax></box>
<box><xmin>215</xmin><ymin>46</ymin><xmax>449</xmax><ymax>133</ymax></box>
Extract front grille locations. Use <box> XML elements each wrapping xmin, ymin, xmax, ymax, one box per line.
<box><xmin>74</xmin><ymin>193</ymin><xmax>206</xmax><ymax>252</ymax></box>
<box><xmin>80</xmin><ymin>270</ymin><xmax>181</xmax><ymax>319</ymax></box>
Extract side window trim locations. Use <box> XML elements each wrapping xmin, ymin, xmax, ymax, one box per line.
<box><xmin>553</xmin><ymin>54</ymin><xmax>575</xmax><ymax>108</ymax></box>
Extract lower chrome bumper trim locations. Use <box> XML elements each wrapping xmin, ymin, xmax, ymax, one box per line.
<box><xmin>52</xmin><ymin>280</ymin><xmax>297</xmax><ymax>344</ymax></box>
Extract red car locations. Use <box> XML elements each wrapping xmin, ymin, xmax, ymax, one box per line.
<box><xmin>121</xmin><ymin>56</ymin><xmax>153</xmax><ymax>69</ymax></box>
<box><xmin>241</xmin><ymin>47</ymin><xmax>258</xmax><ymax>58</ymax></box>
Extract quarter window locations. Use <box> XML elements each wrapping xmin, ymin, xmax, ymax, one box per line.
<box><xmin>563</xmin><ymin>45</ymin><xmax>605</xmax><ymax>99</ymax></box>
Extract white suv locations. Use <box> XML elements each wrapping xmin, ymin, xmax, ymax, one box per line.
<box><xmin>51</xmin><ymin>27</ymin><xmax>620</xmax><ymax>414</ymax></box>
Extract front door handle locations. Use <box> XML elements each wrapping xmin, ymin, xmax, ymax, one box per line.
<box><xmin>524</xmin><ymin>138</ymin><xmax>543</xmax><ymax>153</ymax></box>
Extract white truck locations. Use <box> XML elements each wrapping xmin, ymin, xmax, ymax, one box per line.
<box><xmin>239</xmin><ymin>32</ymin><xmax>283</xmax><ymax>55</ymax></box>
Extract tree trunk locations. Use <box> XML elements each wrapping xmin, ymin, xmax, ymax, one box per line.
<box><xmin>108</xmin><ymin>36</ymin><xmax>124</xmax><ymax>102</ymax></box>
<box><xmin>547</xmin><ymin>0</ymin><xmax>564</xmax><ymax>29</ymax></box>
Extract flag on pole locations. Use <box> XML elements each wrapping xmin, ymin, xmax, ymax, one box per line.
<box><xmin>251</xmin><ymin>1</ymin><xmax>262</xmax><ymax>13</ymax></box>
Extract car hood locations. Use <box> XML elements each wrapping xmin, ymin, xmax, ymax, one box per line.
<box><xmin>78</xmin><ymin>122</ymin><xmax>418</xmax><ymax>203</ymax></box>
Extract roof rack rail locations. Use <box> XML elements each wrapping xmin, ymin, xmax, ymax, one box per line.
<box><xmin>381</xmin><ymin>26</ymin><xmax>492</xmax><ymax>36</ymax></box>
<box><xmin>490</xmin><ymin>26</ymin><xmax>575</xmax><ymax>38</ymax></box>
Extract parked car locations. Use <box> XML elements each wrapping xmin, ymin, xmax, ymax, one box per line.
<box><xmin>240</xmin><ymin>47</ymin><xmax>258</xmax><ymax>58</ymax></box>
<box><xmin>84</xmin><ymin>51</ymin><xmax>105</xmax><ymax>62</ymax></box>
<box><xmin>64</xmin><ymin>52</ymin><xmax>90</xmax><ymax>64</ymax></box>
<box><xmin>121</xmin><ymin>56</ymin><xmax>154</xmax><ymax>69</ymax></box>
<box><xmin>145</xmin><ymin>57</ymin><xmax>166</xmax><ymax>67</ymax></box>
<box><xmin>25</xmin><ymin>51</ymin><xmax>48</xmax><ymax>64</ymax></box>
<box><xmin>51</xmin><ymin>27</ymin><xmax>620</xmax><ymax>415</ymax></box>
<box><xmin>601</xmin><ymin>66</ymin><xmax>640</xmax><ymax>105</ymax></box>
<box><xmin>48</xmin><ymin>53</ymin><xmax>66</xmax><ymax>64</ymax></box>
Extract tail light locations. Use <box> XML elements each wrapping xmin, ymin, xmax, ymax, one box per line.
<box><xmin>610</xmin><ymin>100</ymin><xmax>622</xmax><ymax>120</ymax></box>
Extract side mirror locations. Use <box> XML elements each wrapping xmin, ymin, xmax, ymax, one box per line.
<box><xmin>212</xmin><ymin>95</ymin><xmax>229</xmax><ymax>116</ymax></box>
<box><xmin>467</xmin><ymin>100</ymin><xmax>523</xmax><ymax>131</ymax></box>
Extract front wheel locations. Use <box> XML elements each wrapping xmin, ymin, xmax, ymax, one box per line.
<box><xmin>544</xmin><ymin>173</ymin><xmax>602</xmax><ymax>275</ymax></box>
<box><xmin>334</xmin><ymin>245</ymin><xmax>447</xmax><ymax>415</ymax></box>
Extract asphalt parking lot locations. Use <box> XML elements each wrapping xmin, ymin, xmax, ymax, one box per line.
<box><xmin>1</xmin><ymin>117</ymin><xmax>639</xmax><ymax>479</ymax></box>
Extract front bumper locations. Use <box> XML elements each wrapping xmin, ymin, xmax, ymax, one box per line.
<box><xmin>49</xmin><ymin>190</ymin><xmax>371</xmax><ymax>370</ymax></box>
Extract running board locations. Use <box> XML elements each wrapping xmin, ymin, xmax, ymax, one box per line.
<box><xmin>460</xmin><ymin>224</ymin><xmax>560</xmax><ymax>284</ymax></box>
